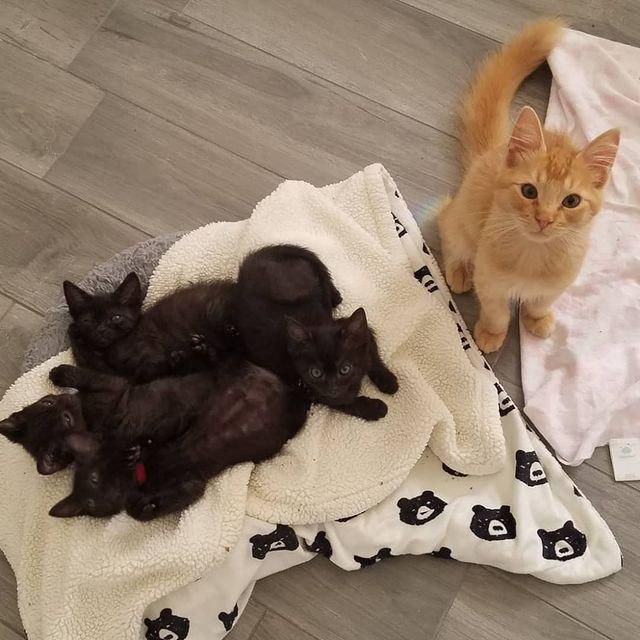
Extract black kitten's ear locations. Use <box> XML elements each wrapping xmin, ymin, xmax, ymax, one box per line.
<box><xmin>115</xmin><ymin>273</ymin><xmax>142</xmax><ymax>307</ymax></box>
<box><xmin>65</xmin><ymin>432</ymin><xmax>99</xmax><ymax>458</ymax></box>
<box><xmin>49</xmin><ymin>494</ymin><xmax>84</xmax><ymax>518</ymax></box>
<box><xmin>0</xmin><ymin>418</ymin><xmax>21</xmax><ymax>438</ymax></box>
<box><xmin>342</xmin><ymin>307</ymin><xmax>368</xmax><ymax>344</ymax></box>
<box><xmin>285</xmin><ymin>316</ymin><xmax>312</xmax><ymax>347</ymax></box>
<box><xmin>63</xmin><ymin>281</ymin><xmax>92</xmax><ymax>318</ymax></box>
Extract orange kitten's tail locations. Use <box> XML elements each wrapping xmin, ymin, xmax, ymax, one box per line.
<box><xmin>458</xmin><ymin>17</ymin><xmax>564</xmax><ymax>166</ymax></box>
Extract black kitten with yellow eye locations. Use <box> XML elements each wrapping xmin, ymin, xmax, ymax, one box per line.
<box><xmin>235</xmin><ymin>245</ymin><xmax>398</xmax><ymax>421</ymax></box>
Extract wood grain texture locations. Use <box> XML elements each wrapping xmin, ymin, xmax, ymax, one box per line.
<box><xmin>402</xmin><ymin>0</ymin><xmax>640</xmax><ymax>47</ymax></box>
<box><xmin>226</xmin><ymin>600</ymin><xmax>266</xmax><ymax>640</ymax></box>
<box><xmin>0</xmin><ymin>303</ymin><xmax>42</xmax><ymax>394</ymax></box>
<box><xmin>253</xmin><ymin>554</ymin><xmax>466</xmax><ymax>640</ymax></box>
<box><xmin>436</xmin><ymin>565</ymin><xmax>607</xmax><ymax>640</ymax></box>
<box><xmin>0</xmin><ymin>42</ymin><xmax>103</xmax><ymax>176</ymax></box>
<box><xmin>185</xmin><ymin>0</ymin><xmax>550</xmax><ymax>135</ymax></box>
<box><xmin>0</xmin><ymin>161</ymin><xmax>148</xmax><ymax>313</ymax></box>
<box><xmin>47</xmin><ymin>96</ymin><xmax>282</xmax><ymax>235</ymax></box>
<box><xmin>252</xmin><ymin>611</ymin><xmax>318</xmax><ymax>640</ymax></box>
<box><xmin>493</xmin><ymin>463</ymin><xmax>640</xmax><ymax>640</ymax></box>
<box><xmin>0</xmin><ymin>0</ymin><xmax>116</xmax><ymax>67</ymax></box>
<box><xmin>0</xmin><ymin>295</ymin><xmax>12</xmax><ymax>321</ymax></box>
<box><xmin>69</xmin><ymin>0</ymin><xmax>459</xmax><ymax>208</ymax></box>
<box><xmin>0</xmin><ymin>622</ymin><xmax>24</xmax><ymax>640</ymax></box>
<box><xmin>586</xmin><ymin>447</ymin><xmax>640</xmax><ymax>491</ymax></box>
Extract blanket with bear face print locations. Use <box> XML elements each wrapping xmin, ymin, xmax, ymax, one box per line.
<box><xmin>142</xmin><ymin>387</ymin><xmax>621</xmax><ymax>640</ymax></box>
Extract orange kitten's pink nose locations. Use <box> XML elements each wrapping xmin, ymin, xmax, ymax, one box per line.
<box><xmin>535</xmin><ymin>216</ymin><xmax>553</xmax><ymax>231</ymax></box>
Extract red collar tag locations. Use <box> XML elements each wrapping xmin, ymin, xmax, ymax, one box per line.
<box><xmin>134</xmin><ymin>461</ymin><xmax>147</xmax><ymax>486</ymax></box>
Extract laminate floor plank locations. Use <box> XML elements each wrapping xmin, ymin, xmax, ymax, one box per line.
<box><xmin>436</xmin><ymin>565</ymin><xmax>607</xmax><ymax>640</ymax></box>
<box><xmin>0</xmin><ymin>161</ymin><xmax>148</xmax><ymax>314</ymax></box>
<box><xmin>46</xmin><ymin>96</ymin><xmax>282</xmax><ymax>235</ymax></box>
<box><xmin>0</xmin><ymin>0</ymin><xmax>116</xmax><ymax>67</ymax></box>
<box><xmin>69</xmin><ymin>0</ymin><xmax>459</xmax><ymax>208</ymax></box>
<box><xmin>0</xmin><ymin>302</ymin><xmax>42</xmax><ymax>394</ymax></box>
<box><xmin>402</xmin><ymin>0</ymin><xmax>640</xmax><ymax>48</ymax></box>
<box><xmin>252</xmin><ymin>554</ymin><xmax>467</xmax><ymax>640</ymax></box>
<box><xmin>0</xmin><ymin>42</ymin><xmax>103</xmax><ymax>176</ymax></box>
<box><xmin>184</xmin><ymin>0</ymin><xmax>551</xmax><ymax>136</ymax></box>
<box><xmin>251</xmin><ymin>610</ymin><xmax>319</xmax><ymax>640</ymax></box>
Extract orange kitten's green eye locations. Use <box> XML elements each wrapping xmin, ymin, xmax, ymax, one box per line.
<box><xmin>562</xmin><ymin>194</ymin><xmax>581</xmax><ymax>208</ymax></box>
<box><xmin>521</xmin><ymin>184</ymin><xmax>538</xmax><ymax>199</ymax></box>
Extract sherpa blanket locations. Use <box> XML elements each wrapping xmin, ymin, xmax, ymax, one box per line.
<box><xmin>0</xmin><ymin>165</ymin><xmax>504</xmax><ymax>639</ymax></box>
<box><xmin>521</xmin><ymin>29</ymin><xmax>640</xmax><ymax>465</ymax></box>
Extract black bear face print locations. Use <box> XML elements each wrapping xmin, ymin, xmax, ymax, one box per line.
<box><xmin>422</xmin><ymin>242</ymin><xmax>431</xmax><ymax>255</ymax></box>
<box><xmin>144</xmin><ymin>608</ymin><xmax>190</xmax><ymax>640</ymax></box>
<box><xmin>442</xmin><ymin>463</ymin><xmax>468</xmax><ymax>478</ymax></box>
<box><xmin>494</xmin><ymin>382</ymin><xmax>516</xmax><ymax>417</ymax></box>
<box><xmin>573</xmin><ymin>486</ymin><xmax>582</xmax><ymax>497</ymax></box>
<box><xmin>454</xmin><ymin>322</ymin><xmax>471</xmax><ymax>351</ymax></box>
<box><xmin>354</xmin><ymin>547</ymin><xmax>392</xmax><ymax>568</ymax></box>
<box><xmin>392</xmin><ymin>213</ymin><xmax>407</xmax><ymax>238</ymax></box>
<box><xmin>397</xmin><ymin>490</ymin><xmax>447</xmax><ymax>525</ymax></box>
<box><xmin>470</xmin><ymin>505</ymin><xmax>517</xmax><ymax>541</ymax></box>
<box><xmin>218</xmin><ymin>604</ymin><xmax>239</xmax><ymax>632</ymax></box>
<box><xmin>515</xmin><ymin>450</ymin><xmax>548</xmax><ymax>487</ymax></box>
<box><xmin>414</xmin><ymin>265</ymin><xmax>438</xmax><ymax>293</ymax></box>
<box><xmin>431</xmin><ymin>547</ymin><xmax>453</xmax><ymax>560</ymax></box>
<box><xmin>304</xmin><ymin>531</ymin><xmax>333</xmax><ymax>558</ymax></box>
<box><xmin>250</xmin><ymin>524</ymin><xmax>299</xmax><ymax>560</ymax></box>
<box><xmin>538</xmin><ymin>521</ymin><xmax>587</xmax><ymax>562</ymax></box>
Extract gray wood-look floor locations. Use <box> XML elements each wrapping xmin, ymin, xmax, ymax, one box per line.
<box><xmin>0</xmin><ymin>1</ymin><xmax>638</xmax><ymax>639</ymax></box>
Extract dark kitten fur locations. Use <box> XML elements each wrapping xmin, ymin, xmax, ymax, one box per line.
<box><xmin>0</xmin><ymin>393</ymin><xmax>84</xmax><ymax>474</ymax></box>
<box><xmin>48</xmin><ymin>361</ymin><xmax>308</xmax><ymax>520</ymax></box>
<box><xmin>64</xmin><ymin>273</ymin><xmax>238</xmax><ymax>382</ymax></box>
<box><xmin>234</xmin><ymin>245</ymin><xmax>398</xmax><ymax>421</ymax></box>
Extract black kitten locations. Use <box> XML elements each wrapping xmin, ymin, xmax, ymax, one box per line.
<box><xmin>47</xmin><ymin>361</ymin><xmax>309</xmax><ymax>520</ymax></box>
<box><xmin>0</xmin><ymin>393</ymin><xmax>83</xmax><ymax>474</ymax></box>
<box><xmin>234</xmin><ymin>245</ymin><xmax>398</xmax><ymax>421</ymax></box>
<box><xmin>64</xmin><ymin>273</ymin><xmax>238</xmax><ymax>382</ymax></box>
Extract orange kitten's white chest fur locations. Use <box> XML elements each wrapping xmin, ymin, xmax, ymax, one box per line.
<box><xmin>435</xmin><ymin>18</ymin><xmax>619</xmax><ymax>353</ymax></box>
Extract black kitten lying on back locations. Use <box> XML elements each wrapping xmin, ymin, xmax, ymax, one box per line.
<box><xmin>234</xmin><ymin>245</ymin><xmax>398</xmax><ymax>421</ymax></box>
<box><xmin>21</xmin><ymin>361</ymin><xmax>308</xmax><ymax>520</ymax></box>
<box><xmin>64</xmin><ymin>273</ymin><xmax>237</xmax><ymax>382</ymax></box>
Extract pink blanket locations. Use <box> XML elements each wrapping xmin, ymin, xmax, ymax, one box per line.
<box><xmin>521</xmin><ymin>29</ymin><xmax>640</xmax><ymax>466</ymax></box>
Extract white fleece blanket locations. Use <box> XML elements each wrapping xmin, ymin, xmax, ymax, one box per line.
<box><xmin>521</xmin><ymin>30</ymin><xmax>640</xmax><ymax>465</ymax></box>
<box><xmin>0</xmin><ymin>165</ymin><xmax>503</xmax><ymax>639</ymax></box>
<box><xmin>148</xmin><ymin>163</ymin><xmax>504</xmax><ymax>524</ymax></box>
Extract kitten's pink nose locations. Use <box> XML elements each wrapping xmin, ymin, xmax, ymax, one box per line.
<box><xmin>535</xmin><ymin>216</ymin><xmax>553</xmax><ymax>231</ymax></box>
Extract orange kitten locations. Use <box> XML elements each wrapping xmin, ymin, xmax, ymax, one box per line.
<box><xmin>436</xmin><ymin>18</ymin><xmax>620</xmax><ymax>353</ymax></box>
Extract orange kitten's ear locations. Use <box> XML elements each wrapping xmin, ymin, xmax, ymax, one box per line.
<box><xmin>580</xmin><ymin>129</ymin><xmax>620</xmax><ymax>187</ymax></box>
<box><xmin>507</xmin><ymin>106</ymin><xmax>545</xmax><ymax>167</ymax></box>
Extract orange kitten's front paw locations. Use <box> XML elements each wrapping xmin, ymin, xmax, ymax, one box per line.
<box><xmin>446</xmin><ymin>264</ymin><xmax>473</xmax><ymax>294</ymax></box>
<box><xmin>474</xmin><ymin>323</ymin><xmax>507</xmax><ymax>353</ymax></box>
<box><xmin>522</xmin><ymin>311</ymin><xmax>556</xmax><ymax>338</ymax></box>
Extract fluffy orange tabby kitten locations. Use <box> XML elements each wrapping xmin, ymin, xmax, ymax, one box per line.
<box><xmin>437</xmin><ymin>18</ymin><xmax>620</xmax><ymax>353</ymax></box>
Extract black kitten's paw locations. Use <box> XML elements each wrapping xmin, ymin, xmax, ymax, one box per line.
<box><xmin>169</xmin><ymin>349</ymin><xmax>186</xmax><ymax>368</ymax></box>
<box><xmin>358</xmin><ymin>398</ymin><xmax>388</xmax><ymax>421</ymax></box>
<box><xmin>128</xmin><ymin>494</ymin><xmax>158</xmax><ymax>521</ymax></box>
<box><xmin>371</xmin><ymin>369</ymin><xmax>399</xmax><ymax>395</ymax></box>
<box><xmin>49</xmin><ymin>364</ymin><xmax>79</xmax><ymax>388</ymax></box>
<box><xmin>191</xmin><ymin>334</ymin><xmax>207</xmax><ymax>353</ymax></box>
<box><xmin>125</xmin><ymin>444</ymin><xmax>141</xmax><ymax>469</ymax></box>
